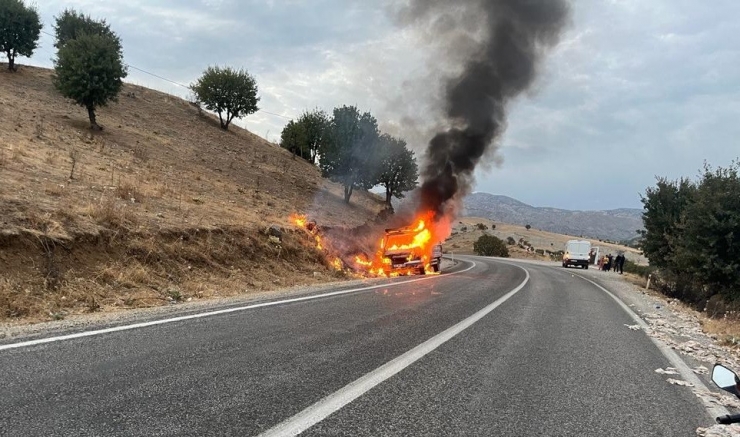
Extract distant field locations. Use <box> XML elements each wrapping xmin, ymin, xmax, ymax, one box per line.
<box><xmin>444</xmin><ymin>217</ymin><xmax>647</xmax><ymax>265</ymax></box>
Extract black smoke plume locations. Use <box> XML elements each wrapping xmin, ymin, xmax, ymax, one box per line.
<box><xmin>401</xmin><ymin>0</ymin><xmax>571</xmax><ymax>216</ymax></box>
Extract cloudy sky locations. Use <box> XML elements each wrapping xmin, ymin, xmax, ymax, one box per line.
<box><xmin>19</xmin><ymin>0</ymin><xmax>740</xmax><ymax>211</ymax></box>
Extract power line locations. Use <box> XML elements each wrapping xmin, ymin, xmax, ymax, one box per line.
<box><xmin>38</xmin><ymin>29</ymin><xmax>294</xmax><ymax>121</ymax></box>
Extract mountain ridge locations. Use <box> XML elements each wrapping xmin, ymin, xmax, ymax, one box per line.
<box><xmin>463</xmin><ymin>192</ymin><xmax>643</xmax><ymax>241</ymax></box>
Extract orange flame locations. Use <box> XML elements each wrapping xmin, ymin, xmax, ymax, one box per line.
<box><xmin>291</xmin><ymin>213</ymin><xmax>343</xmax><ymax>271</ymax></box>
<box><xmin>291</xmin><ymin>210</ymin><xmax>450</xmax><ymax>277</ymax></box>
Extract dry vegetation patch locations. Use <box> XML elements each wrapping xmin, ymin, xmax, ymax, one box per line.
<box><xmin>0</xmin><ymin>65</ymin><xmax>385</xmax><ymax>323</ymax></box>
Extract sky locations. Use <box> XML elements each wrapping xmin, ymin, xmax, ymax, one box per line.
<box><xmin>15</xmin><ymin>0</ymin><xmax>740</xmax><ymax>211</ymax></box>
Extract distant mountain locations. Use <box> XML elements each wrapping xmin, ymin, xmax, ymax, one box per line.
<box><xmin>462</xmin><ymin>193</ymin><xmax>644</xmax><ymax>241</ymax></box>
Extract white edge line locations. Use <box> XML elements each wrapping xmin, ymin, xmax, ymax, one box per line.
<box><xmin>258</xmin><ymin>264</ymin><xmax>530</xmax><ymax>437</ymax></box>
<box><xmin>0</xmin><ymin>261</ymin><xmax>477</xmax><ymax>352</ymax></box>
<box><xmin>570</xmin><ymin>271</ymin><xmax>730</xmax><ymax>419</ymax></box>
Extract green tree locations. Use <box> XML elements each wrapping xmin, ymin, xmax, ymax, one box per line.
<box><xmin>525</xmin><ymin>224</ymin><xmax>531</xmax><ymax>230</ymax></box>
<box><xmin>640</xmin><ymin>177</ymin><xmax>696</xmax><ymax>269</ymax></box>
<box><xmin>376</xmin><ymin>134</ymin><xmax>418</xmax><ymax>206</ymax></box>
<box><xmin>672</xmin><ymin>163</ymin><xmax>740</xmax><ymax>298</ymax></box>
<box><xmin>279</xmin><ymin>109</ymin><xmax>329</xmax><ymax>164</ymax></box>
<box><xmin>53</xmin><ymin>8</ymin><xmax>120</xmax><ymax>51</ymax></box>
<box><xmin>53</xmin><ymin>32</ymin><xmax>127</xmax><ymax>130</ymax></box>
<box><xmin>0</xmin><ymin>0</ymin><xmax>41</xmax><ymax>71</ymax></box>
<box><xmin>473</xmin><ymin>234</ymin><xmax>510</xmax><ymax>257</ymax></box>
<box><xmin>191</xmin><ymin>66</ymin><xmax>259</xmax><ymax>130</ymax></box>
<box><xmin>280</xmin><ymin>119</ymin><xmax>307</xmax><ymax>160</ymax></box>
<box><xmin>320</xmin><ymin>105</ymin><xmax>379</xmax><ymax>203</ymax></box>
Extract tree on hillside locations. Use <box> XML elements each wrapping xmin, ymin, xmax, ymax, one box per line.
<box><xmin>279</xmin><ymin>109</ymin><xmax>329</xmax><ymax>164</ymax></box>
<box><xmin>191</xmin><ymin>66</ymin><xmax>259</xmax><ymax>130</ymax></box>
<box><xmin>640</xmin><ymin>176</ymin><xmax>696</xmax><ymax>270</ymax></box>
<box><xmin>525</xmin><ymin>224</ymin><xmax>531</xmax><ymax>230</ymax></box>
<box><xmin>280</xmin><ymin>119</ymin><xmax>307</xmax><ymax>160</ymax></box>
<box><xmin>53</xmin><ymin>8</ymin><xmax>120</xmax><ymax>50</ymax></box>
<box><xmin>53</xmin><ymin>33</ymin><xmax>127</xmax><ymax>130</ymax></box>
<box><xmin>376</xmin><ymin>134</ymin><xmax>418</xmax><ymax>206</ymax></box>
<box><xmin>0</xmin><ymin>0</ymin><xmax>41</xmax><ymax>71</ymax></box>
<box><xmin>474</xmin><ymin>234</ymin><xmax>509</xmax><ymax>257</ymax></box>
<box><xmin>320</xmin><ymin>105</ymin><xmax>379</xmax><ymax>203</ymax></box>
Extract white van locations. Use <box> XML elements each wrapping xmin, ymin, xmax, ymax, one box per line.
<box><xmin>563</xmin><ymin>240</ymin><xmax>591</xmax><ymax>269</ymax></box>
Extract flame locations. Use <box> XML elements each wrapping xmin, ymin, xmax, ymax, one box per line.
<box><xmin>291</xmin><ymin>210</ymin><xmax>450</xmax><ymax>277</ymax></box>
<box><xmin>291</xmin><ymin>213</ymin><xmax>343</xmax><ymax>271</ymax></box>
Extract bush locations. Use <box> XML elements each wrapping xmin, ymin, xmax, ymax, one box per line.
<box><xmin>622</xmin><ymin>259</ymin><xmax>656</xmax><ymax>278</ymax></box>
<box><xmin>476</xmin><ymin>223</ymin><xmax>488</xmax><ymax>231</ymax></box>
<box><xmin>506</xmin><ymin>236</ymin><xmax>516</xmax><ymax>246</ymax></box>
<box><xmin>640</xmin><ymin>161</ymin><xmax>740</xmax><ymax>312</ymax></box>
<box><xmin>473</xmin><ymin>234</ymin><xmax>509</xmax><ymax>258</ymax></box>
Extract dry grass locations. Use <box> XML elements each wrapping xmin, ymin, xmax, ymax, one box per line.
<box><xmin>0</xmin><ymin>65</ymin><xmax>387</xmax><ymax>324</ymax></box>
<box><xmin>0</xmin><ymin>225</ymin><xmax>339</xmax><ymax>322</ymax></box>
<box><xmin>0</xmin><ymin>66</ymin><xmax>385</xmax><ymax>235</ymax></box>
<box><xmin>444</xmin><ymin>217</ymin><xmax>647</xmax><ymax>263</ymax></box>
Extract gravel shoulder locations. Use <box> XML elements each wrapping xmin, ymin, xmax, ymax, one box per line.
<box><xmin>551</xmin><ymin>261</ymin><xmax>740</xmax><ymax>436</ymax></box>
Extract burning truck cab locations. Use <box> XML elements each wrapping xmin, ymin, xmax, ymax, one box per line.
<box><xmin>380</xmin><ymin>225</ymin><xmax>443</xmax><ymax>276</ymax></box>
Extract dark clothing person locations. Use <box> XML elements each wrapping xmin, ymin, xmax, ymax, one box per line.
<box><xmin>617</xmin><ymin>254</ymin><xmax>626</xmax><ymax>274</ymax></box>
<box><xmin>606</xmin><ymin>254</ymin><xmax>613</xmax><ymax>272</ymax></box>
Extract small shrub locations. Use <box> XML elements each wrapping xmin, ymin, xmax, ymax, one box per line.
<box><xmin>473</xmin><ymin>234</ymin><xmax>509</xmax><ymax>257</ymax></box>
<box><xmin>506</xmin><ymin>236</ymin><xmax>516</xmax><ymax>245</ymax></box>
<box><xmin>116</xmin><ymin>180</ymin><xmax>144</xmax><ymax>203</ymax></box>
<box><xmin>623</xmin><ymin>259</ymin><xmax>656</xmax><ymax>278</ymax></box>
<box><xmin>167</xmin><ymin>287</ymin><xmax>183</xmax><ymax>302</ymax></box>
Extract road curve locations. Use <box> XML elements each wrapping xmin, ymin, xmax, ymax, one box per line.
<box><xmin>1</xmin><ymin>256</ymin><xmax>711</xmax><ymax>436</ymax></box>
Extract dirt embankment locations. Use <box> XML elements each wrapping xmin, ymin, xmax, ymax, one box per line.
<box><xmin>0</xmin><ymin>65</ymin><xmax>385</xmax><ymax>323</ymax></box>
<box><xmin>0</xmin><ymin>225</ymin><xmax>340</xmax><ymax>321</ymax></box>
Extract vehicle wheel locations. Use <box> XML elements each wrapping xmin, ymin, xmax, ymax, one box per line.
<box><xmin>432</xmin><ymin>263</ymin><xmax>440</xmax><ymax>273</ymax></box>
<box><xmin>562</xmin><ymin>263</ymin><xmax>567</xmax><ymax>268</ymax></box>
<box><xmin>418</xmin><ymin>268</ymin><xmax>426</xmax><ymax>275</ymax></box>
<box><xmin>584</xmin><ymin>265</ymin><xmax>589</xmax><ymax>270</ymax></box>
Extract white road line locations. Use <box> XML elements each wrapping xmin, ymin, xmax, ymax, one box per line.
<box><xmin>570</xmin><ymin>271</ymin><xmax>730</xmax><ymax>420</ymax></box>
<box><xmin>0</xmin><ymin>261</ymin><xmax>477</xmax><ymax>352</ymax></box>
<box><xmin>258</xmin><ymin>265</ymin><xmax>530</xmax><ymax>437</ymax></box>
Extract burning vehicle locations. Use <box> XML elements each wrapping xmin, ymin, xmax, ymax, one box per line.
<box><xmin>292</xmin><ymin>211</ymin><xmax>446</xmax><ymax>277</ymax></box>
<box><xmin>380</xmin><ymin>224</ymin><xmax>442</xmax><ymax>275</ymax></box>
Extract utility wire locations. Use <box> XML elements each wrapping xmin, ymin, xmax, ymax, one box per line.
<box><xmin>38</xmin><ymin>29</ymin><xmax>294</xmax><ymax>120</ymax></box>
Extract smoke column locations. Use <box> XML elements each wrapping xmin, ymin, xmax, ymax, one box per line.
<box><xmin>399</xmin><ymin>0</ymin><xmax>571</xmax><ymax>216</ymax></box>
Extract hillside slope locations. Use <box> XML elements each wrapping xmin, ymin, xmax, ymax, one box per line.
<box><xmin>0</xmin><ymin>65</ymin><xmax>385</xmax><ymax>322</ymax></box>
<box><xmin>444</xmin><ymin>217</ymin><xmax>647</xmax><ymax>264</ymax></box>
<box><xmin>462</xmin><ymin>193</ymin><xmax>643</xmax><ymax>242</ymax></box>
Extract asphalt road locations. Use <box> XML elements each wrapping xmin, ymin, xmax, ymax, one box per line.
<box><xmin>0</xmin><ymin>257</ymin><xmax>713</xmax><ymax>436</ymax></box>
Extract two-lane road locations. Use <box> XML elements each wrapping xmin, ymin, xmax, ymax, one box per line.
<box><xmin>1</xmin><ymin>257</ymin><xmax>713</xmax><ymax>436</ymax></box>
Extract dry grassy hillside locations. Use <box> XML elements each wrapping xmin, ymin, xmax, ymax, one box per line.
<box><xmin>0</xmin><ymin>65</ymin><xmax>385</xmax><ymax>323</ymax></box>
<box><xmin>444</xmin><ymin>217</ymin><xmax>647</xmax><ymax>264</ymax></box>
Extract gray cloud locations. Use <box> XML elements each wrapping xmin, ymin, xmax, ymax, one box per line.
<box><xmin>15</xmin><ymin>0</ymin><xmax>740</xmax><ymax>210</ymax></box>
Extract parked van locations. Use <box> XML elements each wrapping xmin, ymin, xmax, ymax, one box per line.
<box><xmin>562</xmin><ymin>240</ymin><xmax>591</xmax><ymax>269</ymax></box>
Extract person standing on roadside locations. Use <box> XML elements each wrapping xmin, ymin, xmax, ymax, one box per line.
<box><xmin>618</xmin><ymin>253</ymin><xmax>626</xmax><ymax>274</ymax></box>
